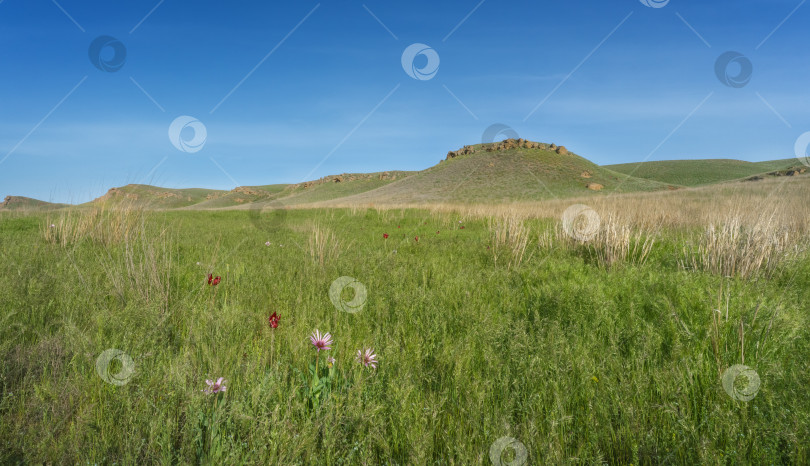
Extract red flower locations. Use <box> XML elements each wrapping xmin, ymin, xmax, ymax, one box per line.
<box><xmin>460</xmin><ymin>226</ymin><xmax>465</xmax><ymax>229</ymax></box>
<box><xmin>268</xmin><ymin>311</ymin><xmax>279</xmax><ymax>329</ymax></box>
<box><xmin>207</xmin><ymin>273</ymin><xmax>213</xmax><ymax>285</ymax></box>
<box><xmin>208</xmin><ymin>274</ymin><xmax>221</xmax><ymax>286</ymax></box>
<box><xmin>383</xmin><ymin>233</ymin><xmax>389</xmax><ymax>239</ymax></box>
<box><xmin>398</xmin><ymin>225</ymin><xmax>401</xmax><ymax>229</ymax></box>
<box><xmin>414</xmin><ymin>236</ymin><xmax>419</xmax><ymax>242</ymax></box>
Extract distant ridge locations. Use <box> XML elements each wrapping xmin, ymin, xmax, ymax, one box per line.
<box><xmin>605</xmin><ymin>158</ymin><xmax>805</xmax><ymax>187</ymax></box>
<box><xmin>0</xmin><ymin>196</ymin><xmax>68</xmax><ymax>211</ymax></box>
<box><xmin>2</xmin><ymin>140</ymin><xmax>805</xmax><ymax>210</ymax></box>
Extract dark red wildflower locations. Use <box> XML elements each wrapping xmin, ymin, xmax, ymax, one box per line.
<box><xmin>414</xmin><ymin>236</ymin><xmax>419</xmax><ymax>242</ymax></box>
<box><xmin>268</xmin><ymin>311</ymin><xmax>279</xmax><ymax>329</ymax></box>
<box><xmin>383</xmin><ymin>233</ymin><xmax>389</xmax><ymax>239</ymax></box>
<box><xmin>208</xmin><ymin>274</ymin><xmax>221</xmax><ymax>286</ymax></box>
<box><xmin>207</xmin><ymin>273</ymin><xmax>213</xmax><ymax>285</ymax></box>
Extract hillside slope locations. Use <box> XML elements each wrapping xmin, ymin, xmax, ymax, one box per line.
<box><xmin>89</xmin><ymin>185</ymin><xmax>228</xmax><ymax>209</ymax></box>
<box><xmin>320</xmin><ymin>141</ymin><xmax>671</xmax><ymax>205</ymax></box>
<box><xmin>605</xmin><ymin>158</ymin><xmax>803</xmax><ymax>186</ymax></box>
<box><xmin>0</xmin><ymin>196</ymin><xmax>68</xmax><ymax>211</ymax></box>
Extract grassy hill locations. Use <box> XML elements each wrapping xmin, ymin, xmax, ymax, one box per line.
<box><xmin>0</xmin><ymin>196</ymin><xmax>68</xmax><ymax>211</ymax></box>
<box><xmin>605</xmin><ymin>158</ymin><xmax>802</xmax><ymax>186</ymax></box>
<box><xmin>186</xmin><ymin>172</ymin><xmax>416</xmax><ymax>210</ymax></box>
<box><xmin>277</xmin><ymin>171</ymin><xmax>416</xmax><ymax>206</ymax></box>
<box><xmin>324</xmin><ymin>143</ymin><xmax>671</xmax><ymax>205</ymax></box>
<box><xmin>185</xmin><ymin>184</ymin><xmax>289</xmax><ymax>209</ymax></box>
<box><xmin>89</xmin><ymin>184</ymin><xmax>228</xmax><ymax>209</ymax></box>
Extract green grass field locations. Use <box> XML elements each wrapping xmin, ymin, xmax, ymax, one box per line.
<box><xmin>1</xmin><ymin>204</ymin><xmax>808</xmax><ymax>464</ymax></box>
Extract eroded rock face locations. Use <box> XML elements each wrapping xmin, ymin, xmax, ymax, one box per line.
<box><xmin>445</xmin><ymin>139</ymin><xmax>569</xmax><ymax>160</ymax></box>
<box><xmin>232</xmin><ymin>186</ymin><xmax>263</xmax><ymax>196</ymax></box>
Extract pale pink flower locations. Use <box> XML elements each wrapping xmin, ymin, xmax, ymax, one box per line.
<box><xmin>203</xmin><ymin>377</ymin><xmax>227</xmax><ymax>394</ymax></box>
<box><xmin>309</xmin><ymin>329</ymin><xmax>333</xmax><ymax>352</ymax></box>
<box><xmin>356</xmin><ymin>348</ymin><xmax>378</xmax><ymax>369</ymax></box>
<box><xmin>326</xmin><ymin>356</ymin><xmax>336</xmax><ymax>368</ymax></box>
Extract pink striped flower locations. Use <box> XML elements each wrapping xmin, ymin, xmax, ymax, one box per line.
<box><xmin>309</xmin><ymin>329</ymin><xmax>333</xmax><ymax>352</ymax></box>
<box><xmin>356</xmin><ymin>347</ymin><xmax>378</xmax><ymax>369</ymax></box>
<box><xmin>203</xmin><ymin>377</ymin><xmax>227</xmax><ymax>394</ymax></box>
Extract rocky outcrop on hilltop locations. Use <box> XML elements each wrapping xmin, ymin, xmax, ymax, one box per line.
<box><xmin>445</xmin><ymin>139</ymin><xmax>573</xmax><ymax>160</ymax></box>
<box><xmin>290</xmin><ymin>171</ymin><xmax>402</xmax><ymax>189</ymax></box>
<box><xmin>99</xmin><ymin>187</ymin><xmax>140</xmax><ymax>201</ymax></box>
<box><xmin>232</xmin><ymin>186</ymin><xmax>264</xmax><ymax>196</ymax></box>
<box><xmin>2</xmin><ymin>195</ymin><xmax>23</xmax><ymax>209</ymax></box>
<box><xmin>98</xmin><ymin>187</ymin><xmax>191</xmax><ymax>202</ymax></box>
<box><xmin>744</xmin><ymin>166</ymin><xmax>807</xmax><ymax>182</ymax></box>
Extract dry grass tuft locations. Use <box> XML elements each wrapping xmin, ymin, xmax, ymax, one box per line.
<box><xmin>308</xmin><ymin>223</ymin><xmax>341</xmax><ymax>267</ymax></box>
<box><xmin>43</xmin><ymin>203</ymin><xmax>144</xmax><ymax>247</ymax></box>
<box><xmin>585</xmin><ymin>213</ymin><xmax>657</xmax><ymax>269</ymax></box>
<box><xmin>681</xmin><ymin>208</ymin><xmax>806</xmax><ymax>278</ymax></box>
<box><xmin>488</xmin><ymin>212</ymin><xmax>531</xmax><ymax>270</ymax></box>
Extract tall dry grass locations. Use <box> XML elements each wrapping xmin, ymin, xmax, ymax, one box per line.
<box><xmin>41</xmin><ymin>203</ymin><xmax>172</xmax><ymax>307</ymax></box>
<box><xmin>325</xmin><ymin>176</ymin><xmax>810</xmax><ymax>277</ymax></box>
<box><xmin>43</xmin><ymin>203</ymin><xmax>144</xmax><ymax>247</ymax></box>
<box><xmin>585</xmin><ymin>213</ymin><xmax>657</xmax><ymax>269</ymax></box>
<box><xmin>681</xmin><ymin>209</ymin><xmax>805</xmax><ymax>278</ymax></box>
<box><xmin>307</xmin><ymin>223</ymin><xmax>341</xmax><ymax>267</ymax></box>
<box><xmin>488</xmin><ymin>212</ymin><xmax>531</xmax><ymax>269</ymax></box>
<box><xmin>98</xmin><ymin>222</ymin><xmax>174</xmax><ymax>308</ymax></box>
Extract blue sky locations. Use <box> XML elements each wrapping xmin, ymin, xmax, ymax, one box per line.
<box><xmin>1</xmin><ymin>0</ymin><xmax>808</xmax><ymax>203</ymax></box>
